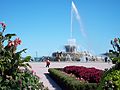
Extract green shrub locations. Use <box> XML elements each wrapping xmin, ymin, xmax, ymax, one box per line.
<box><xmin>111</xmin><ymin>57</ymin><xmax>120</xmax><ymax>64</ymax></box>
<box><xmin>98</xmin><ymin>38</ymin><xmax>120</xmax><ymax>90</ymax></box>
<box><xmin>104</xmin><ymin>70</ymin><xmax>120</xmax><ymax>89</ymax></box>
<box><xmin>0</xmin><ymin>22</ymin><xmax>48</xmax><ymax>90</ymax></box>
<box><xmin>48</xmin><ymin>68</ymin><xmax>97</xmax><ymax>90</ymax></box>
<box><xmin>97</xmin><ymin>63</ymin><xmax>120</xmax><ymax>90</ymax></box>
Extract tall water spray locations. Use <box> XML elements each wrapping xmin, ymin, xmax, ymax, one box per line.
<box><xmin>65</xmin><ymin>1</ymin><xmax>87</xmax><ymax>53</ymax></box>
<box><xmin>71</xmin><ymin>1</ymin><xmax>95</xmax><ymax>55</ymax></box>
<box><xmin>71</xmin><ymin>1</ymin><xmax>86</xmax><ymax>38</ymax></box>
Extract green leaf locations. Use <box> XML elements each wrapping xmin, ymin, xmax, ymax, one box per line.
<box><xmin>19</xmin><ymin>63</ymin><xmax>27</xmax><ymax>67</ymax></box>
<box><xmin>17</xmin><ymin>49</ymin><xmax>27</xmax><ymax>54</ymax></box>
<box><xmin>5</xmin><ymin>34</ymin><xmax>16</xmax><ymax>40</ymax></box>
<box><xmin>24</xmin><ymin>56</ymin><xmax>31</xmax><ymax>62</ymax></box>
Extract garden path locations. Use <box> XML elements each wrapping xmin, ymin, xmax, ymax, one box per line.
<box><xmin>29</xmin><ymin>62</ymin><xmax>114</xmax><ymax>90</ymax></box>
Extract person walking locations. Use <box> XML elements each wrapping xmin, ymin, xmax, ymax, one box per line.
<box><xmin>46</xmin><ymin>58</ymin><xmax>50</xmax><ymax>68</ymax></box>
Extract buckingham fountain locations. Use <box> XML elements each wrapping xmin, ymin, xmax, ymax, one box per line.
<box><xmin>52</xmin><ymin>1</ymin><xmax>95</xmax><ymax>62</ymax></box>
<box><xmin>52</xmin><ymin>38</ymin><xmax>93</xmax><ymax>61</ymax></box>
<box><xmin>52</xmin><ymin>1</ymin><xmax>90</xmax><ymax>61</ymax></box>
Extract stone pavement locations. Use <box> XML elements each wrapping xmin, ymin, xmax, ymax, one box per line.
<box><xmin>29</xmin><ymin>62</ymin><xmax>114</xmax><ymax>90</ymax></box>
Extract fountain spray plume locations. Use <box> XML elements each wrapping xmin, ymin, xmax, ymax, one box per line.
<box><xmin>71</xmin><ymin>1</ymin><xmax>87</xmax><ymax>38</ymax></box>
<box><xmin>71</xmin><ymin>1</ymin><xmax>95</xmax><ymax>55</ymax></box>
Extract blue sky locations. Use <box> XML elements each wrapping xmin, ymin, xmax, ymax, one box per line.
<box><xmin>0</xmin><ymin>0</ymin><xmax>120</xmax><ymax>57</ymax></box>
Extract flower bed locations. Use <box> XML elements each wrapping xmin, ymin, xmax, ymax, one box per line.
<box><xmin>48</xmin><ymin>68</ymin><xmax>97</xmax><ymax>90</ymax></box>
<box><xmin>63</xmin><ymin>66</ymin><xmax>104</xmax><ymax>83</ymax></box>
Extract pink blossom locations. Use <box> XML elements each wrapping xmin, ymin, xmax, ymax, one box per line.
<box><xmin>31</xmin><ymin>70</ymin><xmax>34</xmax><ymax>74</ymax></box>
<box><xmin>0</xmin><ymin>22</ymin><xmax>6</xmax><ymax>27</ymax></box>
<box><xmin>14</xmin><ymin>38</ymin><xmax>22</xmax><ymax>46</ymax></box>
<box><xmin>8</xmin><ymin>41</ymin><xmax>14</xmax><ymax>47</ymax></box>
<box><xmin>0</xmin><ymin>22</ymin><xmax>6</xmax><ymax>30</ymax></box>
<box><xmin>8</xmin><ymin>38</ymin><xmax>21</xmax><ymax>47</ymax></box>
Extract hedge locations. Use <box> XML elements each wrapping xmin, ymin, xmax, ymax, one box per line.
<box><xmin>48</xmin><ymin>68</ymin><xmax>97</xmax><ymax>90</ymax></box>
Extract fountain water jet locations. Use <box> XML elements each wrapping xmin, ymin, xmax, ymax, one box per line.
<box><xmin>71</xmin><ymin>1</ymin><xmax>86</xmax><ymax>38</ymax></box>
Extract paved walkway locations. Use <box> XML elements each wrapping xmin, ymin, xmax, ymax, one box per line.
<box><xmin>29</xmin><ymin>62</ymin><xmax>114</xmax><ymax>90</ymax></box>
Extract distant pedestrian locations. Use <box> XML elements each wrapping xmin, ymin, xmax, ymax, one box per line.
<box><xmin>45</xmin><ymin>59</ymin><xmax>50</xmax><ymax>68</ymax></box>
<box><xmin>86</xmin><ymin>56</ymin><xmax>88</xmax><ymax>62</ymax></box>
<box><xmin>104</xmin><ymin>57</ymin><xmax>108</xmax><ymax>62</ymax></box>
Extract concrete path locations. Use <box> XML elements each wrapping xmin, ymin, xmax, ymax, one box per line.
<box><xmin>29</xmin><ymin>62</ymin><xmax>62</xmax><ymax>90</ymax></box>
<box><xmin>29</xmin><ymin>62</ymin><xmax>114</xmax><ymax>90</ymax></box>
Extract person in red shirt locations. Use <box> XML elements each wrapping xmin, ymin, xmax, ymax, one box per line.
<box><xmin>46</xmin><ymin>58</ymin><xmax>50</xmax><ymax>68</ymax></box>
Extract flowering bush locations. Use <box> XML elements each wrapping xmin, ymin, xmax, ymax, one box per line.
<box><xmin>103</xmin><ymin>70</ymin><xmax>120</xmax><ymax>89</ymax></box>
<box><xmin>109</xmin><ymin>37</ymin><xmax>120</xmax><ymax>64</ymax></box>
<box><xmin>98</xmin><ymin>37</ymin><xmax>120</xmax><ymax>90</ymax></box>
<box><xmin>64</xmin><ymin>66</ymin><xmax>104</xmax><ymax>83</ymax></box>
<box><xmin>0</xmin><ymin>22</ymin><xmax>47</xmax><ymax>90</ymax></box>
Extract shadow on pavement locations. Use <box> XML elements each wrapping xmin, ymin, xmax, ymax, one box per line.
<box><xmin>44</xmin><ymin>73</ymin><xmax>62</xmax><ymax>90</ymax></box>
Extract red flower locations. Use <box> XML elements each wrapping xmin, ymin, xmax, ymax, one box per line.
<box><xmin>14</xmin><ymin>38</ymin><xmax>22</xmax><ymax>46</ymax></box>
<box><xmin>8</xmin><ymin>41</ymin><xmax>14</xmax><ymax>47</ymax></box>
<box><xmin>64</xmin><ymin>66</ymin><xmax>103</xmax><ymax>83</ymax></box>
<box><xmin>8</xmin><ymin>38</ymin><xmax>21</xmax><ymax>47</ymax></box>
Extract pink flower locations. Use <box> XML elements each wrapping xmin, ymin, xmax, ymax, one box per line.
<box><xmin>14</xmin><ymin>38</ymin><xmax>22</xmax><ymax>46</ymax></box>
<box><xmin>8</xmin><ymin>38</ymin><xmax>21</xmax><ymax>47</ymax></box>
<box><xmin>31</xmin><ymin>70</ymin><xmax>34</xmax><ymax>74</ymax></box>
<box><xmin>8</xmin><ymin>41</ymin><xmax>14</xmax><ymax>47</ymax></box>
<box><xmin>0</xmin><ymin>22</ymin><xmax>6</xmax><ymax>30</ymax></box>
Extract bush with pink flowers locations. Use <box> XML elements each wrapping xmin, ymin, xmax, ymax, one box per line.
<box><xmin>98</xmin><ymin>38</ymin><xmax>120</xmax><ymax>90</ymax></box>
<box><xmin>0</xmin><ymin>22</ymin><xmax>48</xmax><ymax>90</ymax></box>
